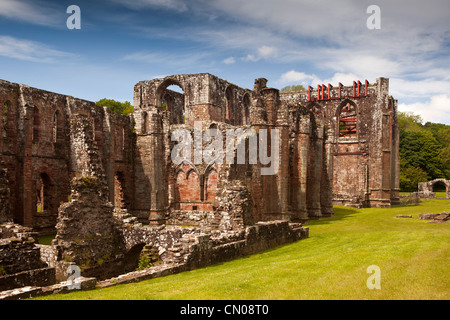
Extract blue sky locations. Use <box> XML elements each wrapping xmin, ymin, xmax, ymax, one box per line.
<box><xmin>0</xmin><ymin>0</ymin><xmax>450</xmax><ymax>124</ymax></box>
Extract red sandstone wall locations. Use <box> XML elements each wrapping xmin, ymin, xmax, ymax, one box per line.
<box><xmin>0</xmin><ymin>79</ymin><xmax>134</xmax><ymax>233</ymax></box>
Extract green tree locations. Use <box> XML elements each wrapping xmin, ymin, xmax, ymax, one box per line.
<box><xmin>96</xmin><ymin>98</ymin><xmax>134</xmax><ymax>115</ymax></box>
<box><xmin>399</xmin><ymin>129</ymin><xmax>443</xmax><ymax>179</ymax></box>
<box><xmin>280</xmin><ymin>84</ymin><xmax>306</xmax><ymax>92</ymax></box>
<box><xmin>439</xmin><ymin>146</ymin><xmax>450</xmax><ymax>178</ymax></box>
<box><xmin>398</xmin><ymin>111</ymin><xmax>423</xmax><ymax>133</ymax></box>
<box><xmin>397</xmin><ymin>111</ymin><xmax>450</xmax><ymax>191</ymax></box>
<box><xmin>399</xmin><ymin>166</ymin><xmax>429</xmax><ymax>191</ymax></box>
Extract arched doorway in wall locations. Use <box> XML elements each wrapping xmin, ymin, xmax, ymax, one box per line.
<box><xmin>156</xmin><ymin>79</ymin><xmax>185</xmax><ymax>125</ymax></box>
<box><xmin>225</xmin><ymin>86</ymin><xmax>234</xmax><ymax>125</ymax></box>
<box><xmin>431</xmin><ymin>179</ymin><xmax>449</xmax><ymax>198</ymax></box>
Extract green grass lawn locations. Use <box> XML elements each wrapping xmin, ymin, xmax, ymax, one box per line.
<box><xmin>35</xmin><ymin>199</ymin><xmax>450</xmax><ymax>300</ymax></box>
<box><xmin>435</xmin><ymin>191</ymin><xmax>447</xmax><ymax>198</ymax></box>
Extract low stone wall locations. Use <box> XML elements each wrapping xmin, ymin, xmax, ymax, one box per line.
<box><xmin>0</xmin><ymin>223</ymin><xmax>56</xmax><ymax>292</ymax></box>
<box><xmin>0</xmin><ymin>223</ymin><xmax>45</xmax><ymax>277</ymax></box>
<box><xmin>0</xmin><ymin>219</ymin><xmax>308</xmax><ymax>299</ymax></box>
<box><xmin>0</xmin><ymin>267</ymin><xmax>55</xmax><ymax>291</ymax></box>
<box><xmin>417</xmin><ymin>192</ymin><xmax>436</xmax><ymax>199</ymax></box>
<box><xmin>187</xmin><ymin>221</ymin><xmax>308</xmax><ymax>269</ymax></box>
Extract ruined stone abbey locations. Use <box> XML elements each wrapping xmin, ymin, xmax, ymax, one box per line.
<box><xmin>0</xmin><ymin>73</ymin><xmax>399</xmax><ymax>296</ymax></box>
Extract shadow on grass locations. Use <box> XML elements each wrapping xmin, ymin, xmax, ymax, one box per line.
<box><xmin>303</xmin><ymin>206</ymin><xmax>360</xmax><ymax>226</ymax></box>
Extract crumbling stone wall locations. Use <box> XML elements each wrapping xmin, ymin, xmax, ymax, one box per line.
<box><xmin>133</xmin><ymin>74</ymin><xmax>333</xmax><ymax>225</ymax></box>
<box><xmin>52</xmin><ymin>175</ymin><xmax>123</xmax><ymax>278</ymax></box>
<box><xmin>0</xmin><ymin>222</ymin><xmax>55</xmax><ymax>291</ymax></box>
<box><xmin>280</xmin><ymin>78</ymin><xmax>399</xmax><ymax>208</ymax></box>
<box><xmin>0</xmin><ymin>223</ymin><xmax>41</xmax><ymax>274</ymax></box>
<box><xmin>0</xmin><ymin>79</ymin><xmax>133</xmax><ymax>233</ymax></box>
<box><xmin>0</xmin><ymin>163</ymin><xmax>10</xmax><ymax>223</ymax></box>
<box><xmin>418</xmin><ymin>179</ymin><xmax>450</xmax><ymax>199</ymax></box>
<box><xmin>0</xmin><ymin>73</ymin><xmax>399</xmax><ymax>290</ymax></box>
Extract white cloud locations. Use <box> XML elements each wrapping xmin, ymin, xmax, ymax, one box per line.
<box><xmin>278</xmin><ymin>70</ymin><xmax>317</xmax><ymax>84</ymax></box>
<box><xmin>111</xmin><ymin>0</ymin><xmax>188</xmax><ymax>12</ymax></box>
<box><xmin>243</xmin><ymin>45</ymin><xmax>278</xmax><ymax>62</ymax></box>
<box><xmin>258</xmin><ymin>46</ymin><xmax>278</xmax><ymax>59</ymax></box>
<box><xmin>0</xmin><ymin>36</ymin><xmax>76</xmax><ymax>63</ymax></box>
<box><xmin>277</xmin><ymin>70</ymin><xmax>361</xmax><ymax>88</ymax></box>
<box><xmin>208</xmin><ymin>0</ymin><xmax>450</xmax><ymax>41</ymax></box>
<box><xmin>243</xmin><ymin>54</ymin><xmax>258</xmax><ymax>62</ymax></box>
<box><xmin>390</xmin><ymin>78</ymin><xmax>450</xmax><ymax>100</ymax></box>
<box><xmin>223</xmin><ymin>57</ymin><xmax>235</xmax><ymax>64</ymax></box>
<box><xmin>0</xmin><ymin>0</ymin><xmax>63</xmax><ymax>27</ymax></box>
<box><xmin>399</xmin><ymin>95</ymin><xmax>450</xmax><ymax>125</ymax></box>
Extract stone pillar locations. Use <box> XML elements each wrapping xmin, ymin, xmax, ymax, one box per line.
<box><xmin>390</xmin><ymin>99</ymin><xmax>400</xmax><ymax>205</ymax></box>
<box><xmin>368</xmin><ymin>77</ymin><xmax>392</xmax><ymax>208</ymax></box>
<box><xmin>289</xmin><ymin>111</ymin><xmax>310</xmax><ymax>222</ymax></box>
<box><xmin>320</xmin><ymin>126</ymin><xmax>334</xmax><ymax>217</ymax></box>
<box><xmin>306</xmin><ymin>118</ymin><xmax>323</xmax><ymax>220</ymax></box>
<box><xmin>22</xmin><ymin>105</ymin><xmax>34</xmax><ymax>227</ymax></box>
<box><xmin>148</xmin><ymin>113</ymin><xmax>167</xmax><ymax>225</ymax></box>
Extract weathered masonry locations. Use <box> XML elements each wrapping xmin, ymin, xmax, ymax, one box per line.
<box><xmin>281</xmin><ymin>78</ymin><xmax>400</xmax><ymax>208</ymax></box>
<box><xmin>0</xmin><ymin>74</ymin><xmax>398</xmax><ymax>296</ymax></box>
<box><xmin>418</xmin><ymin>178</ymin><xmax>450</xmax><ymax>199</ymax></box>
<box><xmin>0</xmin><ymin>74</ymin><xmax>399</xmax><ymax>232</ymax></box>
<box><xmin>0</xmin><ymin>80</ymin><xmax>133</xmax><ymax>233</ymax></box>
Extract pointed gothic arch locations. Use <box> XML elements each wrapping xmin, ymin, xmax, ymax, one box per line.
<box><xmin>336</xmin><ymin>99</ymin><xmax>358</xmax><ymax>138</ymax></box>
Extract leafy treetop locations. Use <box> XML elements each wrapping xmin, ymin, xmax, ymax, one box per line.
<box><xmin>96</xmin><ymin>98</ymin><xmax>134</xmax><ymax>115</ymax></box>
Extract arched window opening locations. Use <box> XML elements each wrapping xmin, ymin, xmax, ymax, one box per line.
<box><xmin>243</xmin><ymin>94</ymin><xmax>251</xmax><ymax>125</ymax></box>
<box><xmin>52</xmin><ymin>111</ymin><xmax>59</xmax><ymax>143</ymax></box>
<box><xmin>225</xmin><ymin>86</ymin><xmax>233</xmax><ymax>124</ymax></box>
<box><xmin>339</xmin><ymin>102</ymin><xmax>357</xmax><ymax>138</ymax></box>
<box><xmin>33</xmin><ymin>107</ymin><xmax>40</xmax><ymax>143</ymax></box>
<box><xmin>175</xmin><ymin>164</ymin><xmax>201</xmax><ymax>210</ymax></box>
<box><xmin>142</xmin><ymin>112</ymin><xmax>149</xmax><ymax>133</ymax></box>
<box><xmin>116</xmin><ymin>124</ymin><xmax>125</xmax><ymax>153</ymax></box>
<box><xmin>205</xmin><ymin>168</ymin><xmax>218</xmax><ymax>201</ymax></box>
<box><xmin>36</xmin><ymin>173</ymin><xmax>52</xmax><ymax>213</ymax></box>
<box><xmin>157</xmin><ymin>82</ymin><xmax>185</xmax><ymax>125</ymax></box>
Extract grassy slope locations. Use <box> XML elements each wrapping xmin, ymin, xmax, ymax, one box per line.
<box><xmin>36</xmin><ymin>199</ymin><xmax>450</xmax><ymax>300</ymax></box>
